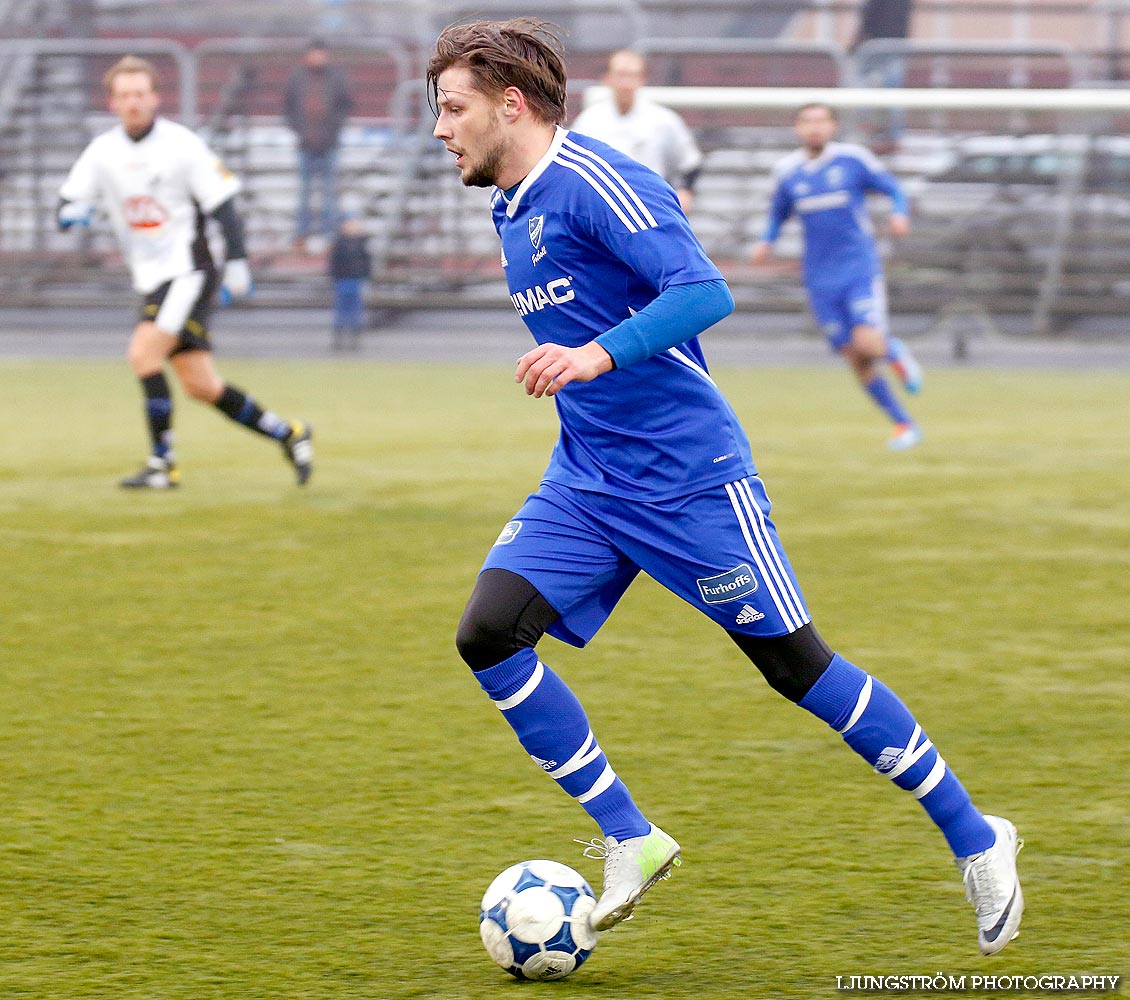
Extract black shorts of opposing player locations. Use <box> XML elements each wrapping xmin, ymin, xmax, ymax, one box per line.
<box><xmin>140</xmin><ymin>268</ymin><xmax>220</xmax><ymax>355</ymax></box>
<box><xmin>456</xmin><ymin>567</ymin><xmax>836</xmax><ymax>703</ymax></box>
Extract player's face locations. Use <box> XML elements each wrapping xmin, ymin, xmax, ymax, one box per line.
<box><xmin>109</xmin><ymin>71</ymin><xmax>160</xmax><ymax>134</ymax></box>
<box><xmin>605</xmin><ymin>53</ymin><xmax>645</xmax><ymax>110</ymax></box>
<box><xmin>795</xmin><ymin>106</ymin><xmax>837</xmax><ymax>154</ymax></box>
<box><xmin>432</xmin><ymin>66</ymin><xmax>509</xmax><ymax>188</ymax></box>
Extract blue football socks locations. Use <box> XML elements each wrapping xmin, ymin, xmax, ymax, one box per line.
<box><xmin>800</xmin><ymin>653</ymin><xmax>995</xmax><ymax>857</ymax></box>
<box><xmin>863</xmin><ymin>374</ymin><xmax>913</xmax><ymax>427</ymax></box>
<box><xmin>475</xmin><ymin>648</ymin><xmax>651</xmax><ymax>841</ymax></box>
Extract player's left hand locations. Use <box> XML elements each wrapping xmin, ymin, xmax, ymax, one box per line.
<box><xmin>219</xmin><ymin>258</ymin><xmax>253</xmax><ymax>305</ymax></box>
<box><xmin>889</xmin><ymin>214</ymin><xmax>910</xmax><ymax>238</ymax></box>
<box><xmin>516</xmin><ymin>342</ymin><xmax>614</xmax><ymax>398</ymax></box>
<box><xmin>58</xmin><ymin>200</ymin><xmax>95</xmax><ymax>229</ymax></box>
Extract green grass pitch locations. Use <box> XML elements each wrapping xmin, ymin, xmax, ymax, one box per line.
<box><xmin>0</xmin><ymin>356</ymin><xmax>1126</xmax><ymax>998</ymax></box>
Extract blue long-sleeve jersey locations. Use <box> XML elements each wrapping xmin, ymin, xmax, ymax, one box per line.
<box><xmin>763</xmin><ymin>141</ymin><xmax>908</xmax><ymax>290</ymax></box>
<box><xmin>491</xmin><ymin>127</ymin><xmax>755</xmax><ymax>501</ymax></box>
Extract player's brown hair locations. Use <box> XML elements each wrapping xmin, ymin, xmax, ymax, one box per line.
<box><xmin>103</xmin><ymin>55</ymin><xmax>159</xmax><ymax>93</ymax></box>
<box><xmin>427</xmin><ymin>18</ymin><xmax>568</xmax><ymax>126</ymax></box>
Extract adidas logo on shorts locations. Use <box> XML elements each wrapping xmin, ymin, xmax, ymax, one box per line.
<box><xmin>735</xmin><ymin>604</ymin><xmax>765</xmax><ymax>625</ymax></box>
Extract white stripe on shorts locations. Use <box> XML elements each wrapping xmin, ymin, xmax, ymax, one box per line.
<box><xmin>153</xmin><ymin>270</ymin><xmax>207</xmax><ymax>335</ymax></box>
<box><xmin>725</xmin><ymin>478</ymin><xmax>809</xmax><ymax>631</ymax></box>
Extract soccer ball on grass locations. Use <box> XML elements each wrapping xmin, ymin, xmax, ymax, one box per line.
<box><xmin>479</xmin><ymin>859</ymin><xmax>599</xmax><ymax>980</ymax></box>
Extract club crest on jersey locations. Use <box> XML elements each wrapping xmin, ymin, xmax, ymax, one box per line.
<box><xmin>697</xmin><ymin>564</ymin><xmax>758</xmax><ymax>604</ymax></box>
<box><xmin>494</xmin><ymin>520</ymin><xmax>522</xmax><ymax>546</ymax></box>
<box><xmin>123</xmin><ymin>194</ymin><xmax>168</xmax><ymax>230</ymax></box>
<box><xmin>528</xmin><ymin>214</ymin><xmax>545</xmax><ymax>248</ymax></box>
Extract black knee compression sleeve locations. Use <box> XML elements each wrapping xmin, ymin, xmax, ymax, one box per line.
<box><xmin>455</xmin><ymin>568</ymin><xmax>560</xmax><ymax>671</ymax></box>
<box><xmin>728</xmin><ymin>623</ymin><xmax>835</xmax><ymax>703</ymax></box>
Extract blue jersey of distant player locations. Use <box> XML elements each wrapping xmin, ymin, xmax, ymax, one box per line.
<box><xmin>491</xmin><ymin>127</ymin><xmax>756</xmax><ymax>501</ymax></box>
<box><xmin>764</xmin><ymin>141</ymin><xmax>908</xmax><ymax>291</ymax></box>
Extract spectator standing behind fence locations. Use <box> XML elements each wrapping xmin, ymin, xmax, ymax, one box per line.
<box><xmin>851</xmin><ymin>0</ymin><xmax>913</xmax><ymax>152</ymax></box>
<box><xmin>284</xmin><ymin>38</ymin><xmax>354</xmax><ymax>254</ymax></box>
<box><xmin>571</xmin><ymin>49</ymin><xmax>702</xmax><ymax>214</ymax></box>
<box><xmin>328</xmin><ymin>208</ymin><xmax>371</xmax><ymax>351</ymax></box>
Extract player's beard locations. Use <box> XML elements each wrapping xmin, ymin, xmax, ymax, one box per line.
<box><xmin>460</xmin><ymin>122</ymin><xmax>508</xmax><ymax>188</ymax></box>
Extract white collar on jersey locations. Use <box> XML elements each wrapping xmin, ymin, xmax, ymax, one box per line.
<box><xmin>503</xmin><ymin>126</ymin><xmax>567</xmax><ymax>219</ymax></box>
<box><xmin>801</xmin><ymin>141</ymin><xmax>849</xmax><ymax>172</ymax></box>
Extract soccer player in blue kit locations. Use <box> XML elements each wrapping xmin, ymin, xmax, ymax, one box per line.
<box><xmin>429</xmin><ymin>19</ymin><xmax>1023</xmax><ymax>953</ymax></box>
<box><xmin>753</xmin><ymin>102</ymin><xmax>924</xmax><ymax>450</ymax></box>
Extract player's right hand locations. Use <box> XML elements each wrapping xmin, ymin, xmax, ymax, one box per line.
<box><xmin>751</xmin><ymin>241</ymin><xmax>773</xmax><ymax>266</ymax></box>
<box><xmin>516</xmin><ymin>342</ymin><xmax>614</xmax><ymax>398</ymax></box>
<box><xmin>219</xmin><ymin>258</ymin><xmax>253</xmax><ymax>305</ymax></box>
<box><xmin>58</xmin><ymin>201</ymin><xmax>94</xmax><ymax>229</ymax></box>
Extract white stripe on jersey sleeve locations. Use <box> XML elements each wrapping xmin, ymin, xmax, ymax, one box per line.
<box><xmin>666</xmin><ymin>345</ymin><xmax>719</xmax><ymax>388</ymax></box>
<box><xmin>554</xmin><ymin>156</ymin><xmax>640</xmax><ymax>233</ymax></box>
<box><xmin>560</xmin><ymin>136</ymin><xmax>659</xmax><ymax>229</ymax></box>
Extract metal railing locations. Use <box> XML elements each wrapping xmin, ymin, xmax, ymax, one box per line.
<box><xmin>0</xmin><ymin>37</ymin><xmax>196</xmax><ymax>123</ymax></box>
<box><xmin>636</xmin><ymin>36</ymin><xmax>850</xmax><ymax>87</ymax></box>
<box><xmin>193</xmin><ymin>35</ymin><xmax>415</xmax><ymax>127</ymax></box>
<box><xmin>851</xmin><ymin>39</ymin><xmax>1087</xmax><ymax>89</ymax></box>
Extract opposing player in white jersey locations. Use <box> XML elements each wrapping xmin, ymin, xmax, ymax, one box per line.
<box><xmin>429</xmin><ymin>19</ymin><xmax>1022</xmax><ymax>953</ymax></box>
<box><xmin>571</xmin><ymin>49</ymin><xmax>702</xmax><ymax>214</ymax></box>
<box><xmin>753</xmin><ymin>103</ymin><xmax>923</xmax><ymax>450</ymax></box>
<box><xmin>58</xmin><ymin>56</ymin><xmax>313</xmax><ymax>489</ymax></box>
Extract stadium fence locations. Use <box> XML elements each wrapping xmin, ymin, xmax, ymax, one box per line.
<box><xmin>2</xmin><ymin>35</ymin><xmax>1129</xmax><ymax>336</ymax></box>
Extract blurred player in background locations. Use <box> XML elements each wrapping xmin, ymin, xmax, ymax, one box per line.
<box><xmin>58</xmin><ymin>56</ymin><xmax>313</xmax><ymax>489</ymax></box>
<box><xmin>571</xmin><ymin>49</ymin><xmax>702</xmax><ymax>214</ymax></box>
<box><xmin>753</xmin><ymin>102</ymin><xmax>923</xmax><ymax>450</ymax></box>
<box><xmin>430</xmin><ymin>19</ymin><xmax>1022</xmax><ymax>952</ymax></box>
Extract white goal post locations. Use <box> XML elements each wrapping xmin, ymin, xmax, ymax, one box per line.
<box><xmin>583</xmin><ymin>84</ymin><xmax>1130</xmax><ymax>113</ymax></box>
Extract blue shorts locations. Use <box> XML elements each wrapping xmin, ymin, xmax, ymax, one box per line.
<box><xmin>480</xmin><ymin>478</ymin><xmax>811</xmax><ymax>647</ymax></box>
<box><xmin>807</xmin><ymin>271</ymin><xmax>889</xmax><ymax>351</ymax></box>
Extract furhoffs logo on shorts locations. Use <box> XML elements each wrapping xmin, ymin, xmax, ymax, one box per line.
<box><xmin>696</xmin><ymin>564</ymin><xmax>758</xmax><ymax>604</ymax></box>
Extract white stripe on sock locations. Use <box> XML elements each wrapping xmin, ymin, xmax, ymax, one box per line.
<box><xmin>493</xmin><ymin>661</ymin><xmax>544</xmax><ymax>711</ymax></box>
<box><xmin>839</xmin><ymin>675</ymin><xmax>873</xmax><ymax>734</ymax></box>
<box><xmin>548</xmin><ymin>730</ymin><xmax>603</xmax><ymax>780</ymax></box>
<box><xmin>912</xmin><ymin>756</ymin><xmax>947</xmax><ymax>799</ymax></box>
<box><xmin>576</xmin><ymin>762</ymin><xmax>616</xmax><ymax>804</ymax></box>
<box><xmin>885</xmin><ymin>724</ymin><xmax>935</xmax><ymax>782</ymax></box>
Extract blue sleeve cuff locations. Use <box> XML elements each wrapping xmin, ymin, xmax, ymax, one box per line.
<box><xmin>890</xmin><ymin>187</ymin><xmax>909</xmax><ymax>216</ymax></box>
<box><xmin>594</xmin><ymin>278</ymin><xmax>734</xmax><ymax>371</ymax></box>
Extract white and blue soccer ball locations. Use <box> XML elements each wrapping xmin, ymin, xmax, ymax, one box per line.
<box><xmin>479</xmin><ymin>859</ymin><xmax>599</xmax><ymax>981</ymax></box>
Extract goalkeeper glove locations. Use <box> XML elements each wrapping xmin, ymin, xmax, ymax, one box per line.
<box><xmin>219</xmin><ymin>258</ymin><xmax>253</xmax><ymax>305</ymax></box>
<box><xmin>58</xmin><ymin>200</ymin><xmax>94</xmax><ymax>229</ymax></box>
